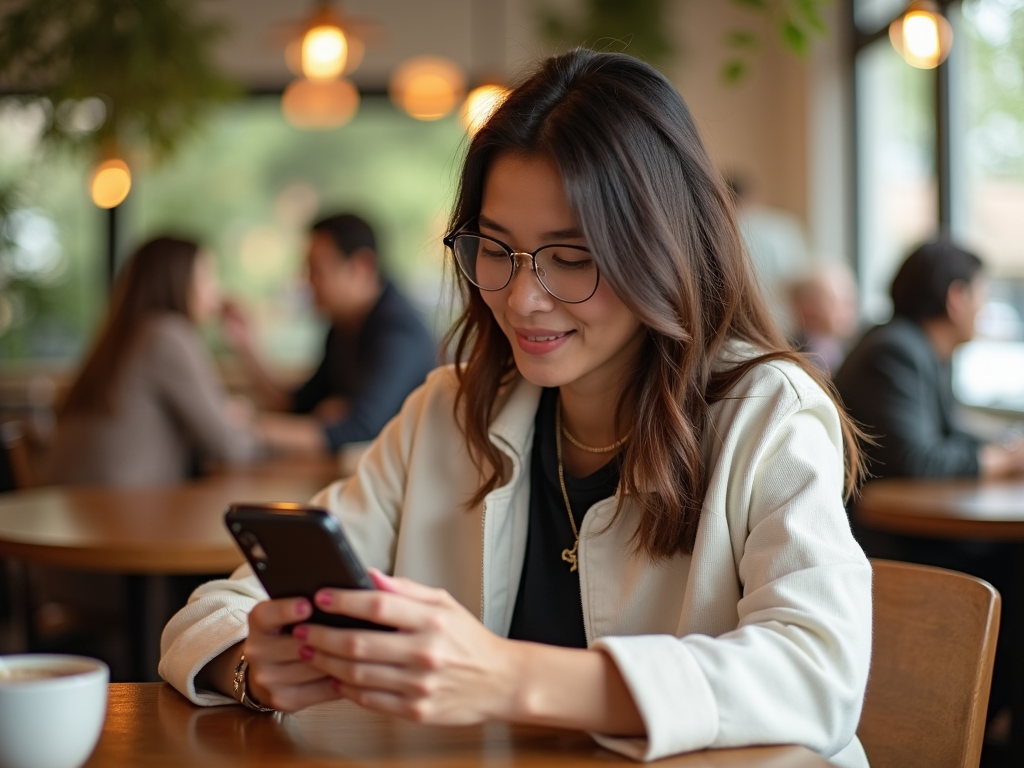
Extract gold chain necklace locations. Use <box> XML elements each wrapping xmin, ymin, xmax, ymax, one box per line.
<box><xmin>560</xmin><ymin>425</ymin><xmax>629</xmax><ymax>454</ymax></box>
<box><xmin>554</xmin><ymin>398</ymin><xmax>580</xmax><ymax>572</ymax></box>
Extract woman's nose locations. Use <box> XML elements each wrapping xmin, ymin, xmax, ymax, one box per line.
<box><xmin>506</xmin><ymin>254</ymin><xmax>554</xmax><ymax>313</ymax></box>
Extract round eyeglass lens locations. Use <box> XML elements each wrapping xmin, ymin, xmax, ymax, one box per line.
<box><xmin>452</xmin><ymin>235</ymin><xmax>512</xmax><ymax>291</ymax></box>
<box><xmin>534</xmin><ymin>245</ymin><xmax>598</xmax><ymax>302</ymax></box>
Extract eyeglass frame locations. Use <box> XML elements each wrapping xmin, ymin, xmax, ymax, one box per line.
<box><xmin>442</xmin><ymin>230</ymin><xmax>600</xmax><ymax>304</ymax></box>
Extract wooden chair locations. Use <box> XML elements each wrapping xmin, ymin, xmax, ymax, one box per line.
<box><xmin>0</xmin><ymin>421</ymin><xmax>35</xmax><ymax>490</ymax></box>
<box><xmin>858</xmin><ymin>559</ymin><xmax>1000</xmax><ymax>768</ymax></box>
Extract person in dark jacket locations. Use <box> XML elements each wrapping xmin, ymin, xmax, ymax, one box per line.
<box><xmin>835</xmin><ymin>239</ymin><xmax>1024</xmax><ymax>479</ymax></box>
<box><xmin>836</xmin><ymin>239</ymin><xmax>1022</xmax><ymax>740</ymax></box>
<box><xmin>223</xmin><ymin>213</ymin><xmax>438</xmax><ymax>456</ymax></box>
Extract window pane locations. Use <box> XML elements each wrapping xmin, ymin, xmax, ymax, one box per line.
<box><xmin>0</xmin><ymin>100</ymin><xmax>104</xmax><ymax>363</ymax></box>
<box><xmin>960</xmin><ymin>0</ymin><xmax>1024</xmax><ymax>280</ymax></box>
<box><xmin>856</xmin><ymin>37</ymin><xmax>938</xmax><ymax>321</ymax></box>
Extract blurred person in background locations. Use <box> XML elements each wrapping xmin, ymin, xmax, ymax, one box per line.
<box><xmin>727</xmin><ymin>173</ymin><xmax>810</xmax><ymax>336</ymax></box>
<box><xmin>835</xmin><ymin>239</ymin><xmax>1020</xmax><ymax>741</ymax></box>
<box><xmin>44</xmin><ymin>236</ymin><xmax>260</xmax><ymax>487</ymax></box>
<box><xmin>221</xmin><ymin>213</ymin><xmax>437</xmax><ymax>457</ymax></box>
<box><xmin>835</xmin><ymin>239</ymin><xmax>1024</xmax><ymax>479</ymax></box>
<box><xmin>790</xmin><ymin>262</ymin><xmax>859</xmax><ymax>376</ymax></box>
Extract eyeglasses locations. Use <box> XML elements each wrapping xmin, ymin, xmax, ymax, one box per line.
<box><xmin>443</xmin><ymin>231</ymin><xmax>599</xmax><ymax>303</ymax></box>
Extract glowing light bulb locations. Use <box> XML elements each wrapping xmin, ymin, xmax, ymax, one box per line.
<box><xmin>302</xmin><ymin>25</ymin><xmax>347</xmax><ymax>80</ymax></box>
<box><xmin>462</xmin><ymin>84</ymin><xmax>510</xmax><ymax>135</ymax></box>
<box><xmin>282</xmin><ymin>77</ymin><xmax>359</xmax><ymax>129</ymax></box>
<box><xmin>889</xmin><ymin>2</ymin><xmax>953</xmax><ymax>69</ymax></box>
<box><xmin>390</xmin><ymin>57</ymin><xmax>466</xmax><ymax>121</ymax></box>
<box><xmin>903</xmin><ymin>12</ymin><xmax>940</xmax><ymax>62</ymax></box>
<box><xmin>90</xmin><ymin>159</ymin><xmax>131</xmax><ymax>208</ymax></box>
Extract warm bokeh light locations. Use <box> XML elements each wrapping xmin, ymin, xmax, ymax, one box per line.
<box><xmin>389</xmin><ymin>57</ymin><xmax>466</xmax><ymax>121</ymax></box>
<box><xmin>281</xmin><ymin>77</ymin><xmax>359</xmax><ymax>129</ymax></box>
<box><xmin>461</xmin><ymin>84</ymin><xmax>510</xmax><ymax>135</ymax></box>
<box><xmin>889</xmin><ymin>2</ymin><xmax>953</xmax><ymax>69</ymax></box>
<box><xmin>301</xmin><ymin>25</ymin><xmax>347</xmax><ymax>80</ymax></box>
<box><xmin>90</xmin><ymin>159</ymin><xmax>131</xmax><ymax>208</ymax></box>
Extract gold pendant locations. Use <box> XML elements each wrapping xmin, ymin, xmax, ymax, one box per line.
<box><xmin>561</xmin><ymin>540</ymin><xmax>579</xmax><ymax>572</ymax></box>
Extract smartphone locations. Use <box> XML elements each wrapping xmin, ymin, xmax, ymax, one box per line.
<box><xmin>224</xmin><ymin>502</ymin><xmax>394</xmax><ymax>631</ymax></box>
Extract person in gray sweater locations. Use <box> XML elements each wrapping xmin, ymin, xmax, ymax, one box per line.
<box><xmin>45</xmin><ymin>237</ymin><xmax>260</xmax><ymax>487</ymax></box>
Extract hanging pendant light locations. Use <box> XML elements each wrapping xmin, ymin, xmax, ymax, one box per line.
<box><xmin>889</xmin><ymin>1</ymin><xmax>954</xmax><ymax>69</ymax></box>
<box><xmin>281</xmin><ymin>2</ymin><xmax>369</xmax><ymax>130</ymax></box>
<box><xmin>90</xmin><ymin>157</ymin><xmax>131</xmax><ymax>209</ymax></box>
<box><xmin>389</xmin><ymin>57</ymin><xmax>466</xmax><ymax>121</ymax></box>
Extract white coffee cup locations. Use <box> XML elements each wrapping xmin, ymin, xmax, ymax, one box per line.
<box><xmin>0</xmin><ymin>654</ymin><xmax>109</xmax><ymax>768</ymax></box>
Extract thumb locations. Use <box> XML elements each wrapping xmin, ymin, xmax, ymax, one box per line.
<box><xmin>369</xmin><ymin>568</ymin><xmax>448</xmax><ymax>605</ymax></box>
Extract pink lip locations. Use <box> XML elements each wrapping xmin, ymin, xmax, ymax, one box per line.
<box><xmin>513</xmin><ymin>328</ymin><xmax>575</xmax><ymax>355</ymax></box>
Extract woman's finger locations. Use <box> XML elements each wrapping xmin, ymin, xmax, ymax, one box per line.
<box><xmin>335</xmin><ymin>681</ymin><xmax>420</xmax><ymax>719</ymax></box>
<box><xmin>369</xmin><ymin>569</ymin><xmax>450</xmax><ymax>604</ymax></box>
<box><xmin>295</xmin><ymin>625</ymin><xmax>424</xmax><ymax>666</ymax></box>
<box><xmin>250</xmin><ymin>597</ymin><xmax>312</xmax><ymax>634</ymax></box>
<box><xmin>247</xmin><ymin>659</ymin><xmax>327</xmax><ymax>689</ymax></box>
<box><xmin>242</xmin><ymin>633</ymin><xmax>305</xmax><ymax>664</ymax></box>
<box><xmin>312</xmin><ymin>589</ymin><xmax>443</xmax><ymax>632</ymax></box>
<box><xmin>305</xmin><ymin>653</ymin><xmax>425</xmax><ymax>697</ymax></box>
<box><xmin>256</xmin><ymin>677</ymin><xmax>340</xmax><ymax>714</ymax></box>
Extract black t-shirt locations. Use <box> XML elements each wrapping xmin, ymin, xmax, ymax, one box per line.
<box><xmin>507</xmin><ymin>387</ymin><xmax>621</xmax><ymax>648</ymax></box>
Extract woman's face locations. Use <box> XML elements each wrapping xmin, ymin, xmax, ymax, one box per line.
<box><xmin>477</xmin><ymin>153</ymin><xmax>645</xmax><ymax>395</ymax></box>
<box><xmin>189</xmin><ymin>252</ymin><xmax>221</xmax><ymax>323</ymax></box>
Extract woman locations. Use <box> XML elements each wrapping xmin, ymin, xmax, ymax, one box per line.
<box><xmin>46</xmin><ymin>236</ymin><xmax>259</xmax><ymax>486</ymax></box>
<box><xmin>161</xmin><ymin>51</ymin><xmax>872</xmax><ymax>766</ymax></box>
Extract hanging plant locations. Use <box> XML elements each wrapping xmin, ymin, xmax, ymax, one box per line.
<box><xmin>722</xmin><ymin>0</ymin><xmax>832</xmax><ymax>83</ymax></box>
<box><xmin>0</xmin><ymin>0</ymin><xmax>238</xmax><ymax>159</ymax></box>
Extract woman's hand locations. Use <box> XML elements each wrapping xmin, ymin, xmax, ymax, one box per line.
<box><xmin>243</xmin><ymin>597</ymin><xmax>341</xmax><ymax>712</ymax></box>
<box><xmin>293</xmin><ymin>570</ymin><xmax>523</xmax><ymax>725</ymax></box>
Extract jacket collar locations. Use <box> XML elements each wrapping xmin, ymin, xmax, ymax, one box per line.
<box><xmin>487</xmin><ymin>375</ymin><xmax>542</xmax><ymax>458</ymax></box>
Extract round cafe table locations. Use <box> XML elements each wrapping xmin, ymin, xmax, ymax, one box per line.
<box><xmin>0</xmin><ymin>457</ymin><xmax>341</xmax><ymax>680</ymax></box>
<box><xmin>853</xmin><ymin>476</ymin><xmax>1024</xmax><ymax>762</ymax></box>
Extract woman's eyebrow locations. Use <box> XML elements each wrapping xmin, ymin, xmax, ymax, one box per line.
<box><xmin>477</xmin><ymin>215</ymin><xmax>584</xmax><ymax>241</ymax></box>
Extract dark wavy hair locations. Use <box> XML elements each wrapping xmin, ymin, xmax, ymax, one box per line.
<box><xmin>61</xmin><ymin>236</ymin><xmax>200</xmax><ymax>416</ymax></box>
<box><xmin>444</xmin><ymin>49</ymin><xmax>866</xmax><ymax>558</ymax></box>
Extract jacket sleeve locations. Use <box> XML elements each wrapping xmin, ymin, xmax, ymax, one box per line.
<box><xmin>846</xmin><ymin>339</ymin><xmax>980</xmax><ymax>477</ymax></box>
<box><xmin>148</xmin><ymin>318</ymin><xmax>260</xmax><ymax>466</ymax></box>
<box><xmin>158</xmin><ymin>372</ymin><xmax>438</xmax><ymax>704</ymax></box>
<box><xmin>592</xmin><ymin>388</ymin><xmax>872</xmax><ymax>764</ymax></box>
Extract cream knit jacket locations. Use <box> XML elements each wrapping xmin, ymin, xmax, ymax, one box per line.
<box><xmin>161</xmin><ymin>360</ymin><xmax>871</xmax><ymax>767</ymax></box>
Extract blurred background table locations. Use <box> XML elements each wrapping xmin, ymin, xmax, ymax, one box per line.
<box><xmin>86</xmin><ymin>683</ymin><xmax>836</xmax><ymax>768</ymax></box>
<box><xmin>0</xmin><ymin>456</ymin><xmax>340</xmax><ymax>680</ymax></box>
<box><xmin>854</xmin><ymin>477</ymin><xmax>1024</xmax><ymax>762</ymax></box>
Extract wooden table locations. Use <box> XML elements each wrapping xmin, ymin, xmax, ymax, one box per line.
<box><xmin>855</xmin><ymin>477</ymin><xmax>1024</xmax><ymax>540</ymax></box>
<box><xmin>84</xmin><ymin>683</ymin><xmax>835</xmax><ymax>767</ymax></box>
<box><xmin>0</xmin><ymin>457</ymin><xmax>341</xmax><ymax>573</ymax></box>
<box><xmin>854</xmin><ymin>477</ymin><xmax>1024</xmax><ymax>762</ymax></box>
<box><xmin>0</xmin><ymin>457</ymin><xmax>341</xmax><ymax>679</ymax></box>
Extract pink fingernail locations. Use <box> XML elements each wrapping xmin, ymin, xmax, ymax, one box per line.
<box><xmin>292</xmin><ymin>625</ymin><xmax>308</xmax><ymax>641</ymax></box>
<box><xmin>315</xmin><ymin>591</ymin><xmax>332</xmax><ymax>608</ymax></box>
<box><xmin>299</xmin><ymin>645</ymin><xmax>314</xmax><ymax>661</ymax></box>
<box><xmin>295</xmin><ymin>599</ymin><xmax>311</xmax><ymax>618</ymax></box>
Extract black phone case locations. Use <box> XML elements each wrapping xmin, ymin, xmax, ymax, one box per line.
<box><xmin>225</xmin><ymin>503</ymin><xmax>394</xmax><ymax>631</ymax></box>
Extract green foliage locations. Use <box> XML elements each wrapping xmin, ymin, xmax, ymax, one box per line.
<box><xmin>538</xmin><ymin>0</ymin><xmax>674</xmax><ymax>68</ymax></box>
<box><xmin>722</xmin><ymin>0</ymin><xmax>832</xmax><ymax>83</ymax></box>
<box><xmin>0</xmin><ymin>0</ymin><xmax>237</xmax><ymax>159</ymax></box>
